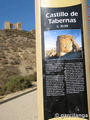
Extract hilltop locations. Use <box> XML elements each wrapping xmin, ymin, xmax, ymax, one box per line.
<box><xmin>0</xmin><ymin>29</ymin><xmax>36</xmax><ymax>95</ymax></box>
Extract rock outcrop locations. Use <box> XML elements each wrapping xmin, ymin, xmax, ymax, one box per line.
<box><xmin>56</xmin><ymin>35</ymin><xmax>81</xmax><ymax>57</ymax></box>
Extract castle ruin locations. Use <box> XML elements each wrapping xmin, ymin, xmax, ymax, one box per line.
<box><xmin>56</xmin><ymin>35</ymin><xmax>81</xmax><ymax>57</ymax></box>
<box><xmin>4</xmin><ymin>21</ymin><xmax>22</xmax><ymax>30</ymax></box>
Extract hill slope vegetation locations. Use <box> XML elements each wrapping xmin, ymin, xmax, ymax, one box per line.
<box><xmin>0</xmin><ymin>29</ymin><xmax>36</xmax><ymax>95</ymax></box>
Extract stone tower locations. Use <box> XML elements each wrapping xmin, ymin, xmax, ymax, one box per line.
<box><xmin>15</xmin><ymin>22</ymin><xmax>22</xmax><ymax>30</ymax></box>
<box><xmin>4</xmin><ymin>21</ymin><xmax>22</xmax><ymax>30</ymax></box>
<box><xmin>56</xmin><ymin>35</ymin><xmax>80</xmax><ymax>57</ymax></box>
<box><xmin>4</xmin><ymin>21</ymin><xmax>11</xmax><ymax>29</ymax></box>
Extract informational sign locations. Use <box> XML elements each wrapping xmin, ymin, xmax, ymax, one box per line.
<box><xmin>41</xmin><ymin>4</ymin><xmax>88</xmax><ymax>120</ymax></box>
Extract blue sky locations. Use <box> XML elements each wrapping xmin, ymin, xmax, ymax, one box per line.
<box><xmin>87</xmin><ymin>0</ymin><xmax>90</xmax><ymax>6</ymax></box>
<box><xmin>0</xmin><ymin>0</ymin><xmax>89</xmax><ymax>31</ymax></box>
<box><xmin>44</xmin><ymin>29</ymin><xmax>82</xmax><ymax>50</ymax></box>
<box><xmin>0</xmin><ymin>0</ymin><xmax>35</xmax><ymax>31</ymax></box>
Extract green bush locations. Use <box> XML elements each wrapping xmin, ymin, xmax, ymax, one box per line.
<box><xmin>0</xmin><ymin>72</ymin><xmax>37</xmax><ymax>96</ymax></box>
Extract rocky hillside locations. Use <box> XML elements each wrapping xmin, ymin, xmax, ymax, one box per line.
<box><xmin>0</xmin><ymin>29</ymin><xmax>36</xmax><ymax>87</ymax></box>
<box><xmin>45</xmin><ymin>49</ymin><xmax>56</xmax><ymax>58</ymax></box>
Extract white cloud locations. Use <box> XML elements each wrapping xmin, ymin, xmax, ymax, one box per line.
<box><xmin>44</xmin><ymin>32</ymin><xmax>56</xmax><ymax>50</ymax></box>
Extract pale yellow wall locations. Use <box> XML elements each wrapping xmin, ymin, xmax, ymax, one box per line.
<box><xmin>82</xmin><ymin>0</ymin><xmax>90</xmax><ymax>119</ymax></box>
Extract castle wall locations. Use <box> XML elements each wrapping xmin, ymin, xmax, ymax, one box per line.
<box><xmin>16</xmin><ymin>22</ymin><xmax>22</xmax><ymax>30</ymax></box>
<box><xmin>56</xmin><ymin>35</ymin><xmax>73</xmax><ymax>56</ymax></box>
<box><xmin>56</xmin><ymin>35</ymin><xmax>80</xmax><ymax>57</ymax></box>
<box><xmin>4</xmin><ymin>22</ymin><xmax>22</xmax><ymax>30</ymax></box>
